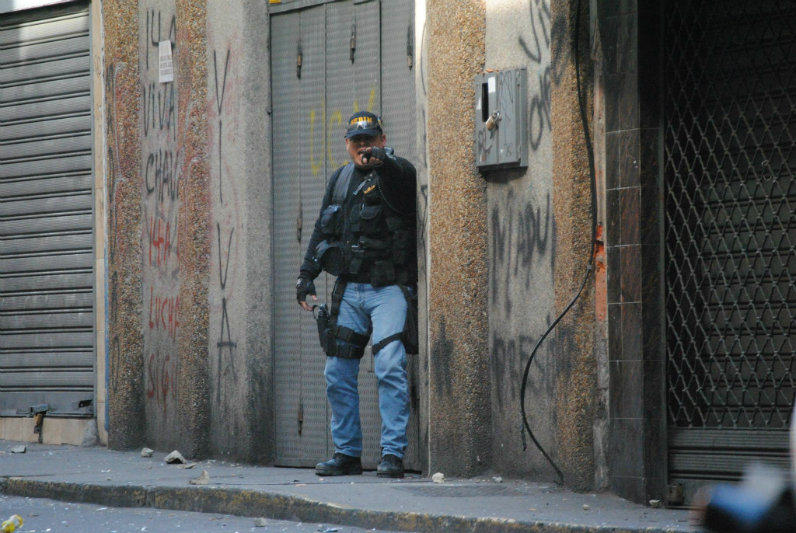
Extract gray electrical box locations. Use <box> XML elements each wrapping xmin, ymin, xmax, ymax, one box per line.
<box><xmin>474</xmin><ymin>68</ymin><xmax>528</xmax><ymax>171</ymax></box>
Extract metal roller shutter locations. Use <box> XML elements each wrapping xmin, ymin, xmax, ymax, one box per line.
<box><xmin>664</xmin><ymin>0</ymin><xmax>795</xmax><ymax>502</ymax></box>
<box><xmin>0</xmin><ymin>1</ymin><xmax>94</xmax><ymax>418</ymax></box>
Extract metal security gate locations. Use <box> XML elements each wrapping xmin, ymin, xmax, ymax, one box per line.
<box><xmin>271</xmin><ymin>0</ymin><xmax>417</xmax><ymax>469</ymax></box>
<box><xmin>664</xmin><ymin>0</ymin><xmax>795</xmax><ymax>501</ymax></box>
<box><xmin>0</xmin><ymin>1</ymin><xmax>94</xmax><ymax>418</ymax></box>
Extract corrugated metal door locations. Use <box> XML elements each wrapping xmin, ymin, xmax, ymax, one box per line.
<box><xmin>272</xmin><ymin>0</ymin><xmax>418</xmax><ymax>469</ymax></box>
<box><xmin>663</xmin><ymin>0</ymin><xmax>795</xmax><ymax>502</ymax></box>
<box><xmin>272</xmin><ymin>9</ymin><xmax>306</xmax><ymax>466</ymax></box>
<box><xmin>297</xmin><ymin>4</ymin><xmax>328</xmax><ymax>466</ymax></box>
<box><xmin>0</xmin><ymin>1</ymin><xmax>94</xmax><ymax>418</ymax></box>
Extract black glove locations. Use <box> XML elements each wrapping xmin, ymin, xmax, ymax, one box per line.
<box><xmin>362</xmin><ymin>146</ymin><xmax>388</xmax><ymax>165</ymax></box>
<box><xmin>296</xmin><ymin>276</ymin><xmax>316</xmax><ymax>304</ymax></box>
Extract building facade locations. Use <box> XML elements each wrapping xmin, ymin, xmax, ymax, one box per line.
<box><xmin>0</xmin><ymin>0</ymin><xmax>792</xmax><ymax>505</ymax></box>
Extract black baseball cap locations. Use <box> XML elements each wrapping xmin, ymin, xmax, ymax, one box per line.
<box><xmin>345</xmin><ymin>111</ymin><xmax>383</xmax><ymax>138</ymax></box>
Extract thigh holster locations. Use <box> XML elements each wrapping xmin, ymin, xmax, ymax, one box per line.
<box><xmin>370</xmin><ymin>285</ymin><xmax>419</xmax><ymax>356</ymax></box>
<box><xmin>315</xmin><ymin>280</ymin><xmax>370</xmax><ymax>359</ymax></box>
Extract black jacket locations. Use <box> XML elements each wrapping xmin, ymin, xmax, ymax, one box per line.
<box><xmin>300</xmin><ymin>153</ymin><xmax>417</xmax><ymax>283</ymax></box>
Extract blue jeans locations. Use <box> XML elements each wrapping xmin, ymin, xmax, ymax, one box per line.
<box><xmin>324</xmin><ymin>282</ymin><xmax>409</xmax><ymax>459</ymax></box>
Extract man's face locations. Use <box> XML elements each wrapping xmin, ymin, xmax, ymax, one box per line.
<box><xmin>346</xmin><ymin>133</ymin><xmax>386</xmax><ymax>168</ymax></box>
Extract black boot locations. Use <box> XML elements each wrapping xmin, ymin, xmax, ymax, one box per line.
<box><xmin>377</xmin><ymin>454</ymin><xmax>404</xmax><ymax>478</ymax></box>
<box><xmin>315</xmin><ymin>453</ymin><xmax>363</xmax><ymax>476</ymax></box>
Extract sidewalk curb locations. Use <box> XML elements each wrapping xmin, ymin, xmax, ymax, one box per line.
<box><xmin>0</xmin><ymin>477</ymin><xmax>683</xmax><ymax>533</ymax></box>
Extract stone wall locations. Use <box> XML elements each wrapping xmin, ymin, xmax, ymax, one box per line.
<box><xmin>206</xmin><ymin>0</ymin><xmax>272</xmax><ymax>462</ymax></box>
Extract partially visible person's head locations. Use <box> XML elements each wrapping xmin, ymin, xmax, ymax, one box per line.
<box><xmin>345</xmin><ymin>111</ymin><xmax>386</xmax><ymax>167</ymax></box>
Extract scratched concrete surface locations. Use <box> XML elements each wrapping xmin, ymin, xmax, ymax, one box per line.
<box><xmin>0</xmin><ymin>441</ymin><xmax>693</xmax><ymax>532</ymax></box>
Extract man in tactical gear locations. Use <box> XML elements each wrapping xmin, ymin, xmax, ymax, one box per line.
<box><xmin>296</xmin><ymin>111</ymin><xmax>417</xmax><ymax>478</ymax></box>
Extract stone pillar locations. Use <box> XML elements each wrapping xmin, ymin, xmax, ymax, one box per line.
<box><xmin>426</xmin><ymin>0</ymin><xmax>491</xmax><ymax>476</ymax></box>
<box><xmin>104</xmin><ymin>0</ymin><xmax>145</xmax><ymax>450</ymax></box>
<box><xmin>105</xmin><ymin>0</ymin><xmax>212</xmax><ymax>457</ymax></box>
<box><xmin>550</xmin><ymin>0</ymin><xmax>597</xmax><ymax>490</ymax></box>
<box><xmin>172</xmin><ymin>0</ymin><xmax>211</xmax><ymax>457</ymax></box>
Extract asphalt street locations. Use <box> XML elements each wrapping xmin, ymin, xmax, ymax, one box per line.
<box><xmin>0</xmin><ymin>494</ymin><xmax>396</xmax><ymax>533</ymax></box>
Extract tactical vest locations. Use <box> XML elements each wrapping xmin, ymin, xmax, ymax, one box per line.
<box><xmin>314</xmin><ymin>163</ymin><xmax>416</xmax><ymax>287</ymax></box>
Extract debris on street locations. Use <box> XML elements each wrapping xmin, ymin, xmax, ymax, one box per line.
<box><xmin>10</xmin><ymin>445</ymin><xmax>26</xmax><ymax>454</ymax></box>
<box><xmin>164</xmin><ymin>450</ymin><xmax>186</xmax><ymax>464</ymax></box>
<box><xmin>431</xmin><ymin>472</ymin><xmax>445</xmax><ymax>484</ymax></box>
<box><xmin>1</xmin><ymin>514</ymin><xmax>23</xmax><ymax>533</ymax></box>
<box><xmin>140</xmin><ymin>447</ymin><xmax>154</xmax><ymax>458</ymax></box>
<box><xmin>188</xmin><ymin>470</ymin><xmax>210</xmax><ymax>485</ymax></box>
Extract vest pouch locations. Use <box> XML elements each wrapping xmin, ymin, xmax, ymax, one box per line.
<box><xmin>358</xmin><ymin>236</ymin><xmax>391</xmax><ymax>259</ymax></box>
<box><xmin>347</xmin><ymin>245</ymin><xmax>365</xmax><ymax>274</ymax></box>
<box><xmin>319</xmin><ymin>204</ymin><xmax>341</xmax><ymax>236</ymax></box>
<box><xmin>370</xmin><ymin>260</ymin><xmax>395</xmax><ymax>287</ymax></box>
<box><xmin>384</xmin><ymin>217</ymin><xmax>405</xmax><ymax>232</ymax></box>
<box><xmin>315</xmin><ymin>240</ymin><xmax>344</xmax><ymax>276</ymax></box>
<box><xmin>391</xmin><ymin>230</ymin><xmax>410</xmax><ymax>264</ymax></box>
<box><xmin>359</xmin><ymin>204</ymin><xmax>384</xmax><ymax>236</ymax></box>
<box><xmin>384</xmin><ymin>217</ymin><xmax>410</xmax><ymax>263</ymax></box>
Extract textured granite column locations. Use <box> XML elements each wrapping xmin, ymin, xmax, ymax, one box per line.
<box><xmin>103</xmin><ymin>0</ymin><xmax>145</xmax><ymax>449</ymax></box>
<box><xmin>426</xmin><ymin>0</ymin><xmax>491</xmax><ymax>476</ymax></box>
<box><xmin>173</xmin><ymin>0</ymin><xmax>211</xmax><ymax>457</ymax></box>
<box><xmin>550</xmin><ymin>0</ymin><xmax>597</xmax><ymax>490</ymax></box>
<box><xmin>104</xmin><ymin>0</ymin><xmax>212</xmax><ymax>456</ymax></box>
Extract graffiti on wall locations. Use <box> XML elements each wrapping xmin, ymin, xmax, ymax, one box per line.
<box><xmin>518</xmin><ymin>0</ymin><xmax>552</xmax><ymax>152</ymax></box>
<box><xmin>306</xmin><ymin>88</ymin><xmax>377</xmax><ymax>176</ymax></box>
<box><xmin>485</xmin><ymin>0</ymin><xmax>570</xmax><ymax>463</ymax></box>
<box><xmin>212</xmin><ymin>49</ymin><xmax>230</xmax><ymax>202</ymax></box>
<box><xmin>142</xmin><ymin>6</ymin><xmax>179</xmax><ymax>417</ymax></box>
<box><xmin>491</xmin><ymin>190</ymin><xmax>553</xmax><ymax>317</ymax></box>
<box><xmin>517</xmin><ymin>0</ymin><xmax>568</xmax><ymax>153</ymax></box>
<box><xmin>491</xmin><ymin>323</ymin><xmax>554</xmax><ymax>411</ymax></box>
<box><xmin>209</xmin><ymin>44</ymin><xmax>241</xmax><ymax>411</ymax></box>
<box><xmin>144</xmin><ymin>9</ymin><xmax>176</xmax><ymax>70</ymax></box>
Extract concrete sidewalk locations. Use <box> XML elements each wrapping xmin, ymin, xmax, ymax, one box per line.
<box><xmin>0</xmin><ymin>440</ymin><xmax>694</xmax><ymax>532</ymax></box>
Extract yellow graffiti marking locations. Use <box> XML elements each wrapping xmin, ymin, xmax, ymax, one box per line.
<box><xmin>351</xmin><ymin>89</ymin><xmax>376</xmax><ymax>114</ymax></box>
<box><xmin>367</xmin><ymin>87</ymin><xmax>375</xmax><ymax>112</ymax></box>
<box><xmin>305</xmin><ymin>85</ymin><xmax>377</xmax><ymax>172</ymax></box>
<box><xmin>327</xmin><ymin>109</ymin><xmax>342</xmax><ymax>169</ymax></box>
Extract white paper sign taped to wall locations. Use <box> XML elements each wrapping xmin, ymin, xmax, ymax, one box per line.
<box><xmin>159</xmin><ymin>41</ymin><xmax>174</xmax><ymax>83</ymax></box>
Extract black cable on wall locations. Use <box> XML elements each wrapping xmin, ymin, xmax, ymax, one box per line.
<box><xmin>519</xmin><ymin>0</ymin><xmax>598</xmax><ymax>485</ymax></box>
